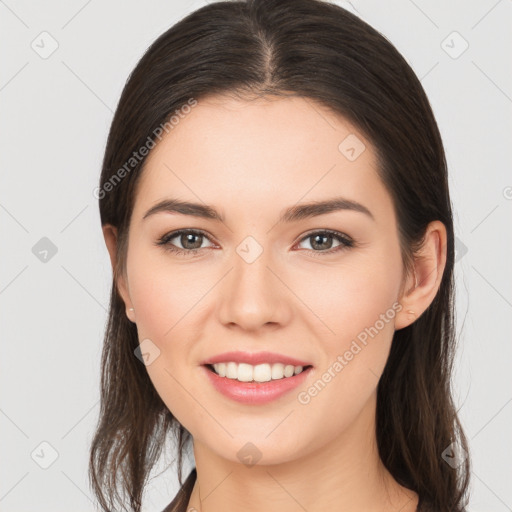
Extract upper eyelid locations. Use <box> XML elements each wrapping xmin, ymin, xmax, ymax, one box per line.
<box><xmin>158</xmin><ymin>229</ymin><xmax>217</xmax><ymax>250</ymax></box>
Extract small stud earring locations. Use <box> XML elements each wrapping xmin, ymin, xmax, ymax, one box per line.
<box><xmin>127</xmin><ymin>308</ymin><xmax>135</xmax><ymax>323</ymax></box>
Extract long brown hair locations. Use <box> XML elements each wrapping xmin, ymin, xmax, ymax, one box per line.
<box><xmin>89</xmin><ymin>0</ymin><xmax>471</xmax><ymax>510</ymax></box>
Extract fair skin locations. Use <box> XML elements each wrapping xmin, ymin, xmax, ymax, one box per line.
<box><xmin>103</xmin><ymin>94</ymin><xmax>446</xmax><ymax>512</ymax></box>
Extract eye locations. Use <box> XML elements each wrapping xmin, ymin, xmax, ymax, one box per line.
<box><xmin>156</xmin><ymin>229</ymin><xmax>215</xmax><ymax>257</ymax></box>
<box><xmin>156</xmin><ymin>228</ymin><xmax>355</xmax><ymax>258</ymax></box>
<box><xmin>295</xmin><ymin>229</ymin><xmax>355</xmax><ymax>256</ymax></box>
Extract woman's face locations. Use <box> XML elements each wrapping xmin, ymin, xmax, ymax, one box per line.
<box><xmin>118</xmin><ymin>94</ymin><xmax>409</xmax><ymax>465</ymax></box>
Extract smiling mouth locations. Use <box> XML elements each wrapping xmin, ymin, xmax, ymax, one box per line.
<box><xmin>204</xmin><ymin>362</ymin><xmax>313</xmax><ymax>383</ymax></box>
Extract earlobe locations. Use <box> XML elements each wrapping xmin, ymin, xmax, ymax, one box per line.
<box><xmin>102</xmin><ymin>224</ymin><xmax>135</xmax><ymax>322</ymax></box>
<box><xmin>395</xmin><ymin>221</ymin><xmax>447</xmax><ymax>330</ymax></box>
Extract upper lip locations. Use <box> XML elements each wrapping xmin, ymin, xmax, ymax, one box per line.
<box><xmin>201</xmin><ymin>351</ymin><xmax>312</xmax><ymax>367</ymax></box>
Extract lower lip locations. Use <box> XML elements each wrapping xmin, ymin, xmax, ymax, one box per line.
<box><xmin>202</xmin><ymin>365</ymin><xmax>313</xmax><ymax>404</ymax></box>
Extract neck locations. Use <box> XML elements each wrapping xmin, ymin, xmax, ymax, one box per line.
<box><xmin>186</xmin><ymin>392</ymin><xmax>418</xmax><ymax>512</ymax></box>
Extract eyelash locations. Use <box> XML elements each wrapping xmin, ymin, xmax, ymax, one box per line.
<box><xmin>156</xmin><ymin>228</ymin><xmax>355</xmax><ymax>258</ymax></box>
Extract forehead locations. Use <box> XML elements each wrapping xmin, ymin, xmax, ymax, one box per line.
<box><xmin>133</xmin><ymin>95</ymin><xmax>393</xmax><ymax>225</ymax></box>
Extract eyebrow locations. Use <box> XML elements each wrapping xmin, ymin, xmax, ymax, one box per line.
<box><xmin>142</xmin><ymin>196</ymin><xmax>375</xmax><ymax>224</ymax></box>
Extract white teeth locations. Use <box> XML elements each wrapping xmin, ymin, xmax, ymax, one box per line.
<box><xmin>216</xmin><ymin>362</ymin><xmax>226</xmax><ymax>377</ymax></box>
<box><xmin>226</xmin><ymin>362</ymin><xmax>238</xmax><ymax>379</ymax></box>
<box><xmin>211</xmin><ymin>362</ymin><xmax>307</xmax><ymax>382</ymax></box>
<box><xmin>238</xmin><ymin>363</ymin><xmax>253</xmax><ymax>382</ymax></box>
<box><xmin>271</xmin><ymin>363</ymin><xmax>284</xmax><ymax>379</ymax></box>
<box><xmin>253</xmin><ymin>364</ymin><xmax>272</xmax><ymax>382</ymax></box>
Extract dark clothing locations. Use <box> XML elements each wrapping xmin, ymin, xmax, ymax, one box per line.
<box><xmin>161</xmin><ymin>468</ymin><xmax>197</xmax><ymax>512</ymax></box>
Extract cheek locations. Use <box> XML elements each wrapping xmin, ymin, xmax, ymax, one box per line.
<box><xmin>125</xmin><ymin>248</ymin><xmax>215</xmax><ymax>423</ymax></box>
<box><xmin>290</xmin><ymin>271</ymin><xmax>401</xmax><ymax>457</ymax></box>
<box><xmin>288</xmin><ymin>248</ymin><xmax>403</xmax><ymax>346</ymax></box>
<box><xmin>126</xmin><ymin>246</ymin><xmax>208</xmax><ymax>341</ymax></box>
<box><xmin>288</xmin><ymin>249</ymin><xmax>402</xmax><ymax>415</ymax></box>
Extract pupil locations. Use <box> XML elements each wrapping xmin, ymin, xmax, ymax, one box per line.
<box><xmin>183</xmin><ymin>233</ymin><xmax>202</xmax><ymax>249</ymax></box>
<box><xmin>312</xmin><ymin>234</ymin><xmax>331</xmax><ymax>250</ymax></box>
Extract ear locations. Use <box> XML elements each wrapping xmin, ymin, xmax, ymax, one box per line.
<box><xmin>394</xmin><ymin>220</ymin><xmax>447</xmax><ymax>330</ymax></box>
<box><xmin>102</xmin><ymin>224</ymin><xmax>136</xmax><ymax>323</ymax></box>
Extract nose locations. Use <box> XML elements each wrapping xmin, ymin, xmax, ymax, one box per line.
<box><xmin>217</xmin><ymin>240</ymin><xmax>292</xmax><ymax>332</ymax></box>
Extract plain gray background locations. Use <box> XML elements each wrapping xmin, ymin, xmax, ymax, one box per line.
<box><xmin>1</xmin><ymin>0</ymin><xmax>511</xmax><ymax>511</ymax></box>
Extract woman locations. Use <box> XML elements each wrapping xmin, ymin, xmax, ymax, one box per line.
<box><xmin>89</xmin><ymin>0</ymin><xmax>471</xmax><ymax>511</ymax></box>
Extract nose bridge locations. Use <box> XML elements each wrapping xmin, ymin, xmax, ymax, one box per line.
<box><xmin>217</xmin><ymin>234</ymin><xmax>289</xmax><ymax>330</ymax></box>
